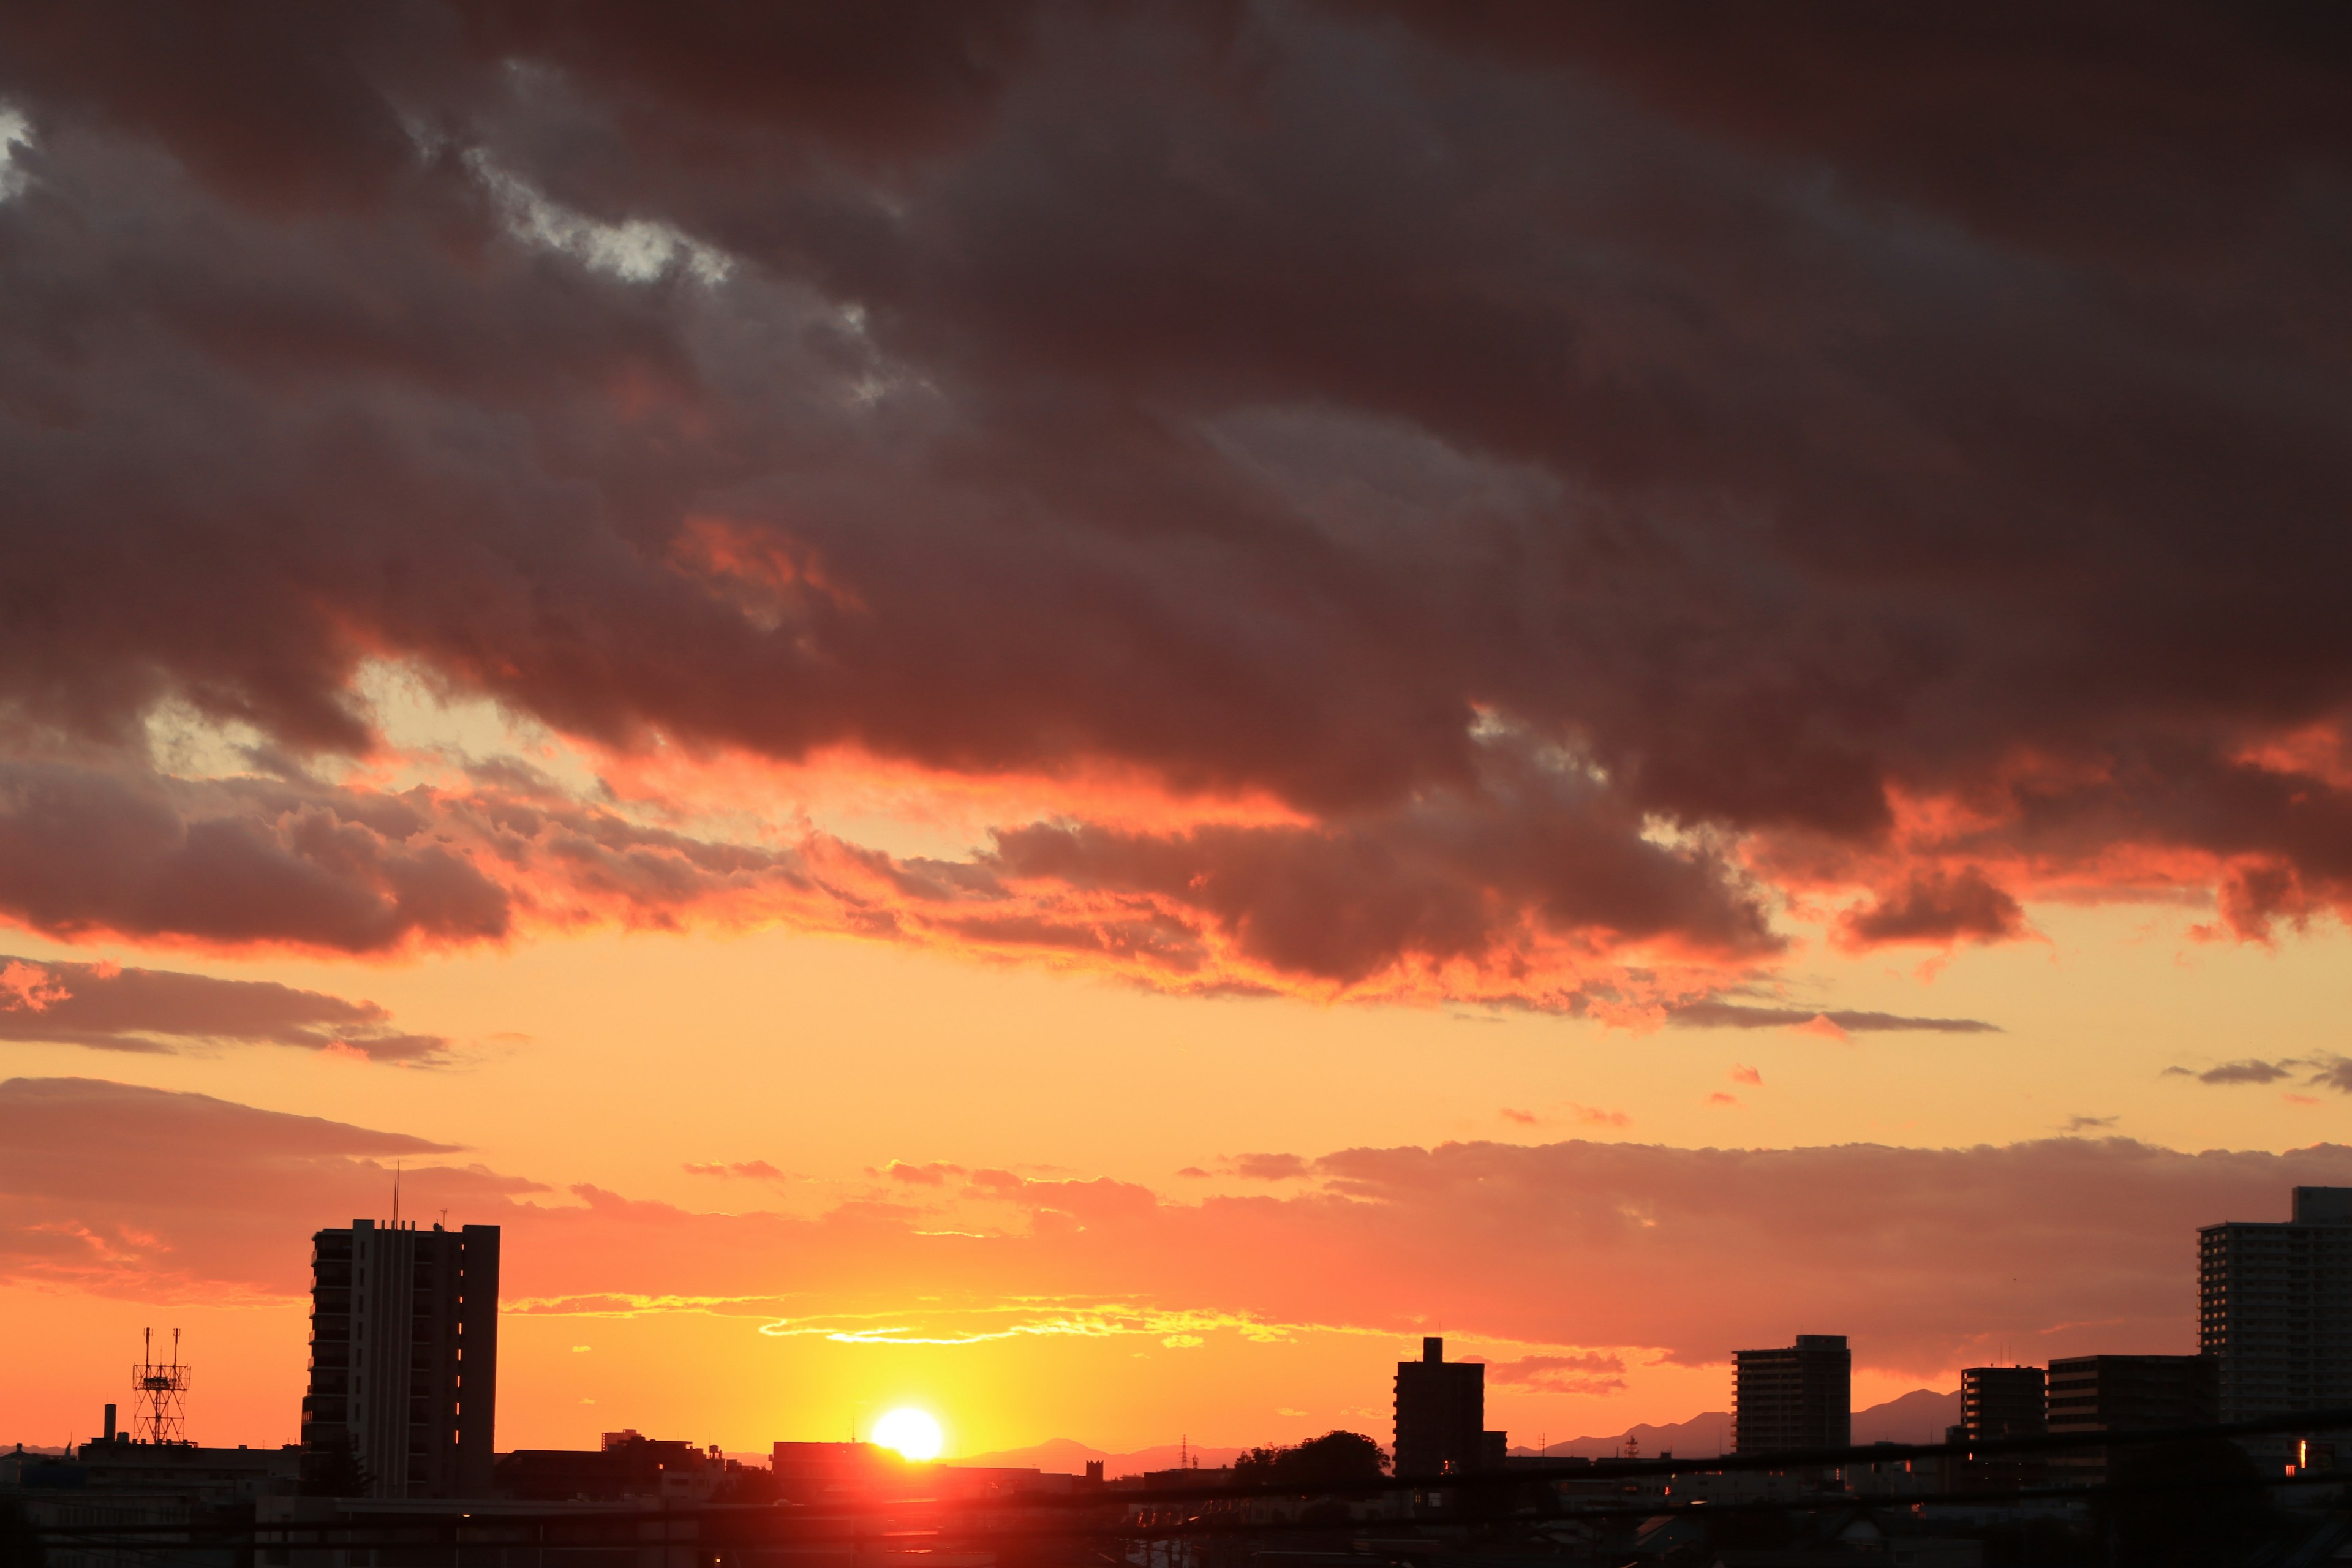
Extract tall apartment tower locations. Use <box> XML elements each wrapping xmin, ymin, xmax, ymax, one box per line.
<box><xmin>301</xmin><ymin>1219</ymin><xmax>500</xmax><ymax>1498</ymax></box>
<box><xmin>2199</xmin><ymin>1186</ymin><xmax>2352</xmax><ymax>1469</ymax></box>
<box><xmin>1961</xmin><ymin>1365</ymin><xmax>2047</xmax><ymax>1441</ymax></box>
<box><xmin>1732</xmin><ymin>1335</ymin><xmax>1851</xmax><ymax>1455</ymax></box>
<box><xmin>1393</xmin><ymin>1338</ymin><xmax>1504</xmax><ymax>1475</ymax></box>
<box><xmin>1950</xmin><ymin>1365</ymin><xmax>2048</xmax><ymax>1491</ymax></box>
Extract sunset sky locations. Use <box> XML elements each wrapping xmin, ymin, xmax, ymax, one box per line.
<box><xmin>3</xmin><ymin>3</ymin><xmax>2351</xmax><ymax>1463</ymax></box>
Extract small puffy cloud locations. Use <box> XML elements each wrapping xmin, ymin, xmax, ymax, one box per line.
<box><xmin>2062</xmin><ymin>1115</ymin><xmax>2119</xmax><ymax>1133</ymax></box>
<box><xmin>1730</xmin><ymin>1065</ymin><xmax>1763</xmax><ymax>1087</ymax></box>
<box><xmin>2196</xmin><ymin>1060</ymin><xmax>2293</xmax><ymax>1084</ymax></box>
<box><xmin>1500</xmin><ymin>1108</ymin><xmax>1539</xmax><ymax>1126</ymax></box>
<box><xmin>1705</xmin><ymin>1092</ymin><xmax>1740</xmax><ymax>1107</ymax></box>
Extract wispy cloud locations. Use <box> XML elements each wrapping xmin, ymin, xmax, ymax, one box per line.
<box><xmin>1670</xmin><ymin>1003</ymin><xmax>2001</xmax><ymax>1035</ymax></box>
<box><xmin>684</xmin><ymin>1160</ymin><xmax>786</xmax><ymax>1180</ymax></box>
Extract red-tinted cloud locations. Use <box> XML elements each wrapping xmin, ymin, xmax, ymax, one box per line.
<box><xmin>0</xmin><ymin>953</ymin><xmax>447</xmax><ymax>1060</ymax></box>
<box><xmin>1469</xmin><ymin>1353</ymin><xmax>1629</xmax><ymax>1396</ymax></box>
<box><xmin>15</xmin><ymin>1077</ymin><xmax>2346</xmax><ymax>1374</ymax></box>
<box><xmin>0</xmin><ymin>1077</ymin><xmax>534</xmax><ymax>1296</ymax></box>
<box><xmin>1835</xmin><ymin>869</ymin><xmax>2027</xmax><ymax>951</ymax></box>
<box><xmin>0</xmin><ymin>2</ymin><xmax>2346</xmax><ymax>1004</ymax></box>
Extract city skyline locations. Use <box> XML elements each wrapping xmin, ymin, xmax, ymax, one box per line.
<box><xmin>2</xmin><ymin>2</ymin><xmax>2351</xmax><ymax>1469</ymax></box>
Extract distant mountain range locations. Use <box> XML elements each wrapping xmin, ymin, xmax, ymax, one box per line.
<box><xmin>952</xmin><ymin>1389</ymin><xmax>1959</xmax><ymax>1476</ymax></box>
<box><xmin>1514</xmin><ymin>1387</ymin><xmax>1960</xmax><ymax>1460</ymax></box>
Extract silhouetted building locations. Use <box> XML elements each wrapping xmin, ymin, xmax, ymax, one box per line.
<box><xmin>1393</xmin><ymin>1338</ymin><xmax>1505</xmax><ymax>1475</ymax></box>
<box><xmin>1962</xmin><ymin>1365</ymin><xmax>2046</xmax><ymax>1441</ymax></box>
<box><xmin>301</xmin><ymin>1218</ymin><xmax>499</xmax><ymax>1499</ymax></box>
<box><xmin>496</xmin><ymin>1431</ymin><xmax>724</xmax><ymax>1502</ymax></box>
<box><xmin>1733</xmin><ymin>1335</ymin><xmax>1850</xmax><ymax>1460</ymax></box>
<box><xmin>2201</xmin><ymin>1186</ymin><xmax>2352</xmax><ymax>1470</ymax></box>
<box><xmin>769</xmin><ymin>1442</ymin><xmax>910</xmax><ymax>1502</ymax></box>
<box><xmin>1945</xmin><ymin>1365</ymin><xmax>2046</xmax><ymax>1491</ymax></box>
<box><xmin>5</xmin><ymin>1434</ymin><xmax>301</xmax><ymax>1568</ymax></box>
<box><xmin>2046</xmin><ymin>1354</ymin><xmax>2217</xmax><ymax>1486</ymax></box>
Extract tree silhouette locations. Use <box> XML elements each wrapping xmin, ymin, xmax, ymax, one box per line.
<box><xmin>300</xmin><ymin>1436</ymin><xmax>373</xmax><ymax>1498</ymax></box>
<box><xmin>1232</xmin><ymin>1430</ymin><xmax>1389</xmax><ymax>1486</ymax></box>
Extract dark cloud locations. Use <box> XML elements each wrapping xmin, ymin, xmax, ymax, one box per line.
<box><xmin>2169</xmin><ymin>1059</ymin><xmax>2297</xmax><ymax>1086</ymax></box>
<box><xmin>0</xmin><ymin>1</ymin><xmax>2346</xmax><ymax>1000</ymax></box>
<box><xmin>1836</xmin><ymin>869</ymin><xmax>2027</xmax><ymax>951</ymax></box>
<box><xmin>2309</xmin><ymin>1058</ymin><xmax>2352</xmax><ymax>1096</ymax></box>
<box><xmin>2061</xmin><ymin>1115</ymin><xmax>2119</xmax><ymax>1133</ymax></box>
<box><xmin>1670</xmin><ymin>1003</ymin><xmax>2000</xmax><ymax>1035</ymax></box>
<box><xmin>0</xmin><ymin>953</ymin><xmax>448</xmax><ymax>1060</ymax></box>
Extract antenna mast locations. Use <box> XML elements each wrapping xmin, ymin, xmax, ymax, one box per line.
<box><xmin>130</xmin><ymin>1327</ymin><xmax>191</xmax><ymax>1446</ymax></box>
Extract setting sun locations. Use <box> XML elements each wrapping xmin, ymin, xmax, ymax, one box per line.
<box><xmin>872</xmin><ymin>1407</ymin><xmax>944</xmax><ymax>1462</ymax></box>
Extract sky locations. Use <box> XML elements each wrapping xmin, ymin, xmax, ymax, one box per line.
<box><xmin>2</xmin><ymin>1</ymin><xmax>2351</xmax><ymax>1462</ymax></box>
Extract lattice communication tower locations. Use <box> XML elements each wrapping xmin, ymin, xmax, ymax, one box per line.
<box><xmin>130</xmin><ymin>1326</ymin><xmax>191</xmax><ymax>1446</ymax></box>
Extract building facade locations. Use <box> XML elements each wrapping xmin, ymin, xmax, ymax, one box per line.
<box><xmin>1961</xmin><ymin>1365</ymin><xmax>2046</xmax><ymax>1441</ymax></box>
<box><xmin>1732</xmin><ymin>1335</ymin><xmax>1851</xmax><ymax>1457</ymax></box>
<box><xmin>1947</xmin><ymin>1365</ymin><xmax>2047</xmax><ymax>1491</ymax></box>
<box><xmin>2045</xmin><ymin>1354</ymin><xmax>2217</xmax><ymax>1485</ymax></box>
<box><xmin>1393</xmin><ymin>1338</ymin><xmax>1503</xmax><ymax>1476</ymax></box>
<box><xmin>301</xmin><ymin>1219</ymin><xmax>500</xmax><ymax>1499</ymax></box>
<box><xmin>2200</xmin><ymin>1185</ymin><xmax>2352</xmax><ymax>1471</ymax></box>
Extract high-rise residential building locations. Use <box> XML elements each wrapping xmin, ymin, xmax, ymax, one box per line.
<box><xmin>1961</xmin><ymin>1365</ymin><xmax>2046</xmax><ymax>1441</ymax></box>
<box><xmin>2200</xmin><ymin>1185</ymin><xmax>2352</xmax><ymax>1470</ymax></box>
<box><xmin>1393</xmin><ymin>1338</ymin><xmax>1505</xmax><ymax>1476</ymax></box>
<box><xmin>2045</xmin><ymin>1355</ymin><xmax>2217</xmax><ymax>1486</ymax></box>
<box><xmin>1949</xmin><ymin>1365</ymin><xmax>2047</xmax><ymax>1491</ymax></box>
<box><xmin>1733</xmin><ymin>1335</ymin><xmax>1851</xmax><ymax>1457</ymax></box>
<box><xmin>301</xmin><ymin>1219</ymin><xmax>500</xmax><ymax>1498</ymax></box>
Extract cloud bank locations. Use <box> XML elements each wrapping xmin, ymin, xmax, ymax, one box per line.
<box><xmin>9</xmin><ymin>1077</ymin><xmax>2342</xmax><ymax>1374</ymax></box>
<box><xmin>0</xmin><ymin>4</ymin><xmax>2346</xmax><ymax>1008</ymax></box>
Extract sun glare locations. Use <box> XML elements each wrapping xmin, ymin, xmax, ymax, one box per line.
<box><xmin>872</xmin><ymin>1406</ymin><xmax>944</xmax><ymax>1462</ymax></box>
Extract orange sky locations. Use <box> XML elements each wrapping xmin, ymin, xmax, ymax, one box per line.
<box><xmin>2</xmin><ymin>0</ymin><xmax>2350</xmax><ymax>1472</ymax></box>
<box><xmin>4</xmin><ymin>886</ymin><xmax>2347</xmax><ymax>1457</ymax></box>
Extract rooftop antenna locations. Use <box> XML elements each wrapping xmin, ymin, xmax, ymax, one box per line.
<box><xmin>130</xmin><ymin>1327</ymin><xmax>190</xmax><ymax>1446</ymax></box>
<box><xmin>393</xmin><ymin>1161</ymin><xmax>402</xmax><ymax>1229</ymax></box>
